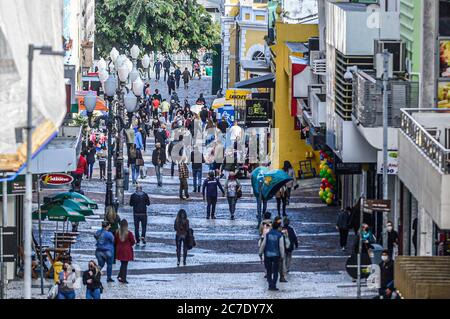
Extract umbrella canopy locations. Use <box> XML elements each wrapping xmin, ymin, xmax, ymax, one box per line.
<box><xmin>60</xmin><ymin>199</ymin><xmax>94</xmax><ymax>216</ymax></box>
<box><xmin>260</xmin><ymin>169</ymin><xmax>293</xmax><ymax>201</ymax></box>
<box><xmin>190</xmin><ymin>104</ymin><xmax>203</xmax><ymax>114</ymax></box>
<box><xmin>50</xmin><ymin>192</ymin><xmax>98</xmax><ymax>209</ymax></box>
<box><xmin>251</xmin><ymin>166</ymin><xmax>270</xmax><ymax>198</ymax></box>
<box><xmin>33</xmin><ymin>205</ymin><xmax>85</xmax><ymax>222</ymax></box>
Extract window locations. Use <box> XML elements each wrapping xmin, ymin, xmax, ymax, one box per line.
<box><xmin>252</xmin><ymin>51</ymin><xmax>266</xmax><ymax>61</ymax></box>
<box><xmin>245</xmin><ymin>13</ymin><xmax>251</xmax><ymax>20</ymax></box>
<box><xmin>256</xmin><ymin>15</ymin><xmax>265</xmax><ymax>21</ymax></box>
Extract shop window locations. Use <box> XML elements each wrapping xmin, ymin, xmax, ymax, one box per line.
<box><xmin>440</xmin><ymin>0</ymin><xmax>450</xmax><ymax>36</ymax></box>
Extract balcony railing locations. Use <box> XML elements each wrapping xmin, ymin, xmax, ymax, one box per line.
<box><xmin>400</xmin><ymin>108</ymin><xmax>450</xmax><ymax>174</ymax></box>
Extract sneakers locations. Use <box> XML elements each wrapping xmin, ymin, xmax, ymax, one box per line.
<box><xmin>142</xmin><ymin>237</ymin><xmax>146</xmax><ymax>245</ymax></box>
<box><xmin>280</xmin><ymin>277</ymin><xmax>288</xmax><ymax>283</ymax></box>
<box><xmin>211</xmin><ymin>215</ymin><xmax>216</xmax><ymax>219</ymax></box>
<box><xmin>206</xmin><ymin>216</ymin><xmax>210</xmax><ymax>219</ymax></box>
<box><xmin>230</xmin><ymin>215</ymin><xmax>235</xmax><ymax>220</ymax></box>
<box><xmin>183</xmin><ymin>261</ymin><xmax>186</xmax><ymax>266</ymax></box>
<box><xmin>268</xmin><ymin>287</ymin><xmax>279</xmax><ymax>291</ymax></box>
<box><xmin>177</xmin><ymin>261</ymin><xmax>180</xmax><ymax>266</ymax></box>
<box><xmin>107</xmin><ymin>278</ymin><xmax>114</xmax><ymax>283</ymax></box>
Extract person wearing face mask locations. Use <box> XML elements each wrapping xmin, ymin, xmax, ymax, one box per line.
<box><xmin>381</xmin><ymin>221</ymin><xmax>399</xmax><ymax>260</ymax></box>
<box><xmin>56</xmin><ymin>262</ymin><xmax>77</xmax><ymax>299</ymax></box>
<box><xmin>379</xmin><ymin>250</ymin><xmax>394</xmax><ymax>298</ymax></box>
<box><xmin>353</xmin><ymin>223</ymin><xmax>376</xmax><ymax>255</ymax></box>
<box><xmin>83</xmin><ymin>260</ymin><xmax>103</xmax><ymax>299</ymax></box>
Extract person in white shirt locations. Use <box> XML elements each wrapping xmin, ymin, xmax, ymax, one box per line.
<box><xmin>229</xmin><ymin>120</ymin><xmax>243</xmax><ymax>142</ymax></box>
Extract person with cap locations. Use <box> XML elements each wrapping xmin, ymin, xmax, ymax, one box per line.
<box><xmin>152</xmin><ymin>142</ymin><xmax>166</xmax><ymax>187</ymax></box>
<box><xmin>202</xmin><ymin>170</ymin><xmax>225</xmax><ymax>219</ymax></box>
<box><xmin>94</xmin><ymin>221</ymin><xmax>115</xmax><ymax>282</ymax></box>
<box><xmin>129</xmin><ymin>184</ymin><xmax>150</xmax><ymax>246</ymax></box>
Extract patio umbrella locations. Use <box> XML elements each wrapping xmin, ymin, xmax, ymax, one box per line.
<box><xmin>60</xmin><ymin>199</ymin><xmax>94</xmax><ymax>216</ymax></box>
<box><xmin>50</xmin><ymin>192</ymin><xmax>98</xmax><ymax>209</ymax></box>
<box><xmin>260</xmin><ymin>169</ymin><xmax>293</xmax><ymax>201</ymax></box>
<box><xmin>33</xmin><ymin>205</ymin><xmax>85</xmax><ymax>222</ymax></box>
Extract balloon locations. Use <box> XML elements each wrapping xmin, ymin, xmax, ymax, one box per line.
<box><xmin>321</xmin><ymin>178</ymin><xmax>327</xmax><ymax>183</ymax></box>
<box><xmin>325</xmin><ymin>187</ymin><xmax>331</xmax><ymax>193</ymax></box>
<box><xmin>327</xmin><ymin>168</ymin><xmax>333</xmax><ymax>175</ymax></box>
<box><xmin>326</xmin><ymin>198</ymin><xmax>333</xmax><ymax>205</ymax></box>
<box><xmin>319</xmin><ymin>191</ymin><xmax>324</xmax><ymax>197</ymax></box>
<box><xmin>328</xmin><ymin>192</ymin><xmax>334</xmax><ymax>198</ymax></box>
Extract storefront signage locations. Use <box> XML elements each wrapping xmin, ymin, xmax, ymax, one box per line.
<box><xmin>377</xmin><ymin>151</ymin><xmax>398</xmax><ymax>175</ymax></box>
<box><xmin>226</xmin><ymin>89</ymin><xmax>251</xmax><ymax>100</ymax></box>
<box><xmin>334</xmin><ymin>156</ymin><xmax>362</xmax><ymax>175</ymax></box>
<box><xmin>0</xmin><ymin>227</ymin><xmax>17</xmax><ymax>262</ymax></box>
<box><xmin>363</xmin><ymin>199</ymin><xmax>391</xmax><ymax>213</ymax></box>
<box><xmin>245</xmin><ymin>99</ymin><xmax>270</xmax><ymax>127</ymax></box>
<box><xmin>41</xmin><ymin>173</ymin><xmax>74</xmax><ymax>186</ymax></box>
<box><xmin>3</xmin><ymin>175</ymin><xmax>36</xmax><ymax>195</ymax></box>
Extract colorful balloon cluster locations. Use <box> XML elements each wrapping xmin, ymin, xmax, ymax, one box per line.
<box><xmin>318</xmin><ymin>150</ymin><xmax>336</xmax><ymax>205</ymax></box>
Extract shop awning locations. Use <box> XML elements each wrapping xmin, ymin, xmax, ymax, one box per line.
<box><xmin>235</xmin><ymin>73</ymin><xmax>275</xmax><ymax>89</ymax></box>
<box><xmin>240</xmin><ymin>60</ymin><xmax>271</xmax><ymax>73</ymax></box>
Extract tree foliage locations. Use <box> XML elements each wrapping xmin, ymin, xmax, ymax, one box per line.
<box><xmin>95</xmin><ymin>0</ymin><xmax>220</xmax><ymax>58</ymax></box>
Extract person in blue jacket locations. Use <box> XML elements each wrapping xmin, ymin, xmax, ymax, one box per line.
<box><xmin>94</xmin><ymin>221</ymin><xmax>115</xmax><ymax>282</ymax></box>
<box><xmin>202</xmin><ymin>171</ymin><xmax>225</xmax><ymax>219</ymax></box>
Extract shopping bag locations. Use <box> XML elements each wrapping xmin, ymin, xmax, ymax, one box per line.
<box><xmin>47</xmin><ymin>284</ymin><xmax>59</xmax><ymax>299</ymax></box>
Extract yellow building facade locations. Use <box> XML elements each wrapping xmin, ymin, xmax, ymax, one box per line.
<box><xmin>270</xmin><ymin>22</ymin><xmax>321</xmax><ymax>174</ymax></box>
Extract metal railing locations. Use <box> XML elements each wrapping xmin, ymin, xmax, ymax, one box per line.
<box><xmin>400</xmin><ymin>108</ymin><xmax>450</xmax><ymax>174</ymax></box>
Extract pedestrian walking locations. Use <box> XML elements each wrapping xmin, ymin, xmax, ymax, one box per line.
<box><xmin>178</xmin><ymin>156</ymin><xmax>190</xmax><ymax>200</ymax></box>
<box><xmin>191</xmin><ymin>146</ymin><xmax>204</xmax><ymax>193</ymax></box>
<box><xmin>168</xmin><ymin>134</ymin><xmax>185</xmax><ymax>177</ymax></box>
<box><xmin>161</xmin><ymin>99</ymin><xmax>170</xmax><ymax>122</ymax></box>
<box><xmin>129</xmin><ymin>184</ymin><xmax>150</xmax><ymax>245</ymax></box>
<box><xmin>163</xmin><ymin>57</ymin><xmax>171</xmax><ymax>81</ymax></box>
<box><xmin>182</xmin><ymin>67</ymin><xmax>192</xmax><ymax>89</ymax></box>
<box><xmin>83</xmin><ymin>260</ymin><xmax>103</xmax><ymax>299</ymax></box>
<box><xmin>115</xmin><ymin>219</ymin><xmax>135</xmax><ymax>284</ymax></box>
<box><xmin>152</xmin><ymin>89</ymin><xmax>162</xmax><ymax>103</ymax></box>
<box><xmin>275</xmin><ymin>186</ymin><xmax>288</xmax><ymax>217</ymax></box>
<box><xmin>71</xmin><ymin>151</ymin><xmax>87</xmax><ymax>190</ymax></box>
<box><xmin>97</xmin><ymin>146</ymin><xmax>107</xmax><ymax>180</ymax></box>
<box><xmin>104</xmin><ymin>206</ymin><xmax>121</xmax><ymax>266</ymax></box>
<box><xmin>153</xmin><ymin>59</ymin><xmax>162</xmax><ymax>81</ymax></box>
<box><xmin>152</xmin><ymin>142</ymin><xmax>166</xmax><ymax>187</ymax></box>
<box><xmin>202</xmin><ymin>170</ymin><xmax>225</xmax><ymax>219</ymax></box>
<box><xmin>131</xmin><ymin>127</ymin><xmax>144</xmax><ymax>185</ymax></box>
<box><xmin>380</xmin><ymin>221</ymin><xmax>399</xmax><ymax>259</ymax></box>
<box><xmin>193</xmin><ymin>61</ymin><xmax>201</xmax><ymax>79</ymax></box>
<box><xmin>94</xmin><ymin>221</ymin><xmax>115</xmax><ymax>283</ymax></box>
<box><xmin>196</xmin><ymin>93</ymin><xmax>206</xmax><ymax>105</ymax></box>
<box><xmin>167</xmin><ymin>72</ymin><xmax>176</xmax><ymax>95</ymax></box>
<box><xmin>224</xmin><ymin>171</ymin><xmax>241</xmax><ymax>220</ymax></box>
<box><xmin>379</xmin><ymin>250</ymin><xmax>394</xmax><ymax>297</ymax></box>
<box><xmin>259</xmin><ymin>218</ymin><xmax>285</xmax><ymax>291</ymax></box>
<box><xmin>56</xmin><ymin>262</ymin><xmax>77</xmax><ymax>299</ymax></box>
<box><xmin>86</xmin><ymin>141</ymin><xmax>96</xmax><ymax>179</ymax></box>
<box><xmin>218</xmin><ymin>117</ymin><xmax>228</xmax><ymax>134</ymax></box>
<box><xmin>282</xmin><ymin>161</ymin><xmax>297</xmax><ymax>205</ymax></box>
<box><xmin>277</xmin><ymin>217</ymin><xmax>290</xmax><ymax>283</ymax></box>
<box><xmin>174</xmin><ymin>66</ymin><xmax>181</xmax><ymax>89</ymax></box>
<box><xmin>259</xmin><ymin>212</ymin><xmax>272</xmax><ymax>240</ymax></box>
<box><xmin>174</xmin><ymin>209</ymin><xmax>190</xmax><ymax>266</ymax></box>
<box><xmin>336</xmin><ymin>207</ymin><xmax>352</xmax><ymax>251</ymax></box>
<box><xmin>282</xmin><ymin>217</ymin><xmax>298</xmax><ymax>274</ymax></box>
<box><xmin>152</xmin><ymin>98</ymin><xmax>160</xmax><ymax>118</ymax></box>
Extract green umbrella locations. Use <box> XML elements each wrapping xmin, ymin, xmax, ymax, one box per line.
<box><xmin>32</xmin><ymin>210</ymin><xmax>47</xmax><ymax>220</ymax></box>
<box><xmin>37</xmin><ymin>205</ymin><xmax>86</xmax><ymax>222</ymax></box>
<box><xmin>61</xmin><ymin>199</ymin><xmax>94</xmax><ymax>216</ymax></box>
<box><xmin>50</xmin><ymin>192</ymin><xmax>98</xmax><ymax>209</ymax></box>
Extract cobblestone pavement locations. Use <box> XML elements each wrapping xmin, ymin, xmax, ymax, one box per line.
<box><xmin>6</xmin><ymin>77</ymin><xmax>377</xmax><ymax>299</ymax></box>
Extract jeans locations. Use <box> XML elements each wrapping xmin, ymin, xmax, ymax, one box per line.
<box><xmin>134</xmin><ymin>214</ymin><xmax>147</xmax><ymax>242</ymax></box>
<box><xmin>276</xmin><ymin>196</ymin><xmax>287</xmax><ymax>216</ymax></box>
<box><xmin>171</xmin><ymin>161</ymin><xmax>176</xmax><ymax>177</ymax></box>
<box><xmin>99</xmin><ymin>161</ymin><xmax>106</xmax><ymax>179</ymax></box>
<box><xmin>192</xmin><ymin>169</ymin><xmax>202</xmax><ymax>191</ymax></box>
<box><xmin>266</xmin><ymin>256</ymin><xmax>280</xmax><ymax>289</ymax></box>
<box><xmin>175</xmin><ymin>235</ymin><xmax>187</xmax><ymax>263</ymax></box>
<box><xmin>256</xmin><ymin>198</ymin><xmax>268</xmax><ymax>224</ymax></box>
<box><xmin>164</xmin><ymin>69</ymin><xmax>170</xmax><ymax>81</ymax></box>
<box><xmin>206</xmin><ymin>196</ymin><xmax>217</xmax><ymax>218</ymax></box>
<box><xmin>86</xmin><ymin>288</ymin><xmax>101</xmax><ymax>299</ymax></box>
<box><xmin>118</xmin><ymin>261</ymin><xmax>129</xmax><ymax>281</ymax></box>
<box><xmin>57</xmin><ymin>290</ymin><xmax>75</xmax><ymax>299</ymax></box>
<box><xmin>88</xmin><ymin>162</ymin><xmax>95</xmax><ymax>179</ymax></box>
<box><xmin>179</xmin><ymin>178</ymin><xmax>189</xmax><ymax>198</ymax></box>
<box><xmin>285</xmin><ymin>251</ymin><xmax>293</xmax><ymax>273</ymax></box>
<box><xmin>227</xmin><ymin>197</ymin><xmax>237</xmax><ymax>217</ymax></box>
<box><xmin>339</xmin><ymin>229</ymin><xmax>349</xmax><ymax>248</ymax></box>
<box><xmin>95</xmin><ymin>250</ymin><xmax>113</xmax><ymax>280</ymax></box>
<box><xmin>155</xmin><ymin>165</ymin><xmax>163</xmax><ymax>186</ymax></box>
<box><xmin>131</xmin><ymin>164</ymin><xmax>140</xmax><ymax>183</ymax></box>
<box><xmin>155</xmin><ymin>70</ymin><xmax>161</xmax><ymax>80</ymax></box>
<box><xmin>184</xmin><ymin>81</ymin><xmax>189</xmax><ymax>89</ymax></box>
<box><xmin>279</xmin><ymin>256</ymin><xmax>287</xmax><ymax>279</ymax></box>
<box><xmin>175</xmin><ymin>78</ymin><xmax>180</xmax><ymax>89</ymax></box>
<box><xmin>286</xmin><ymin>187</ymin><xmax>292</xmax><ymax>204</ymax></box>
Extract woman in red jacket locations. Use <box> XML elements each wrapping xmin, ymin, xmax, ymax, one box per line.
<box><xmin>115</xmin><ymin>219</ymin><xmax>135</xmax><ymax>284</ymax></box>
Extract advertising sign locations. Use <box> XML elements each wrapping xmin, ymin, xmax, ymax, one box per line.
<box><xmin>41</xmin><ymin>173</ymin><xmax>74</xmax><ymax>186</ymax></box>
<box><xmin>334</xmin><ymin>156</ymin><xmax>362</xmax><ymax>175</ymax></box>
<box><xmin>440</xmin><ymin>40</ymin><xmax>450</xmax><ymax>78</ymax></box>
<box><xmin>438</xmin><ymin>81</ymin><xmax>450</xmax><ymax>108</ymax></box>
<box><xmin>216</xmin><ymin>105</ymin><xmax>235</xmax><ymax>127</ymax></box>
<box><xmin>377</xmin><ymin>150</ymin><xmax>398</xmax><ymax>175</ymax></box>
<box><xmin>226</xmin><ymin>89</ymin><xmax>251</xmax><ymax>100</ymax></box>
<box><xmin>245</xmin><ymin>99</ymin><xmax>269</xmax><ymax>127</ymax></box>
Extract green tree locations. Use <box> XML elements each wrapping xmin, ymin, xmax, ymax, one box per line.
<box><xmin>95</xmin><ymin>0</ymin><xmax>220</xmax><ymax>58</ymax></box>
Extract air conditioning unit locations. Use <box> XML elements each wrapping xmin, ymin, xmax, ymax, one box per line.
<box><xmin>374</xmin><ymin>40</ymin><xmax>406</xmax><ymax>74</ymax></box>
<box><xmin>310</xmin><ymin>51</ymin><xmax>326</xmax><ymax>75</ymax></box>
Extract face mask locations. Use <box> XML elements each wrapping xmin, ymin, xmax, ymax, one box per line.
<box><xmin>387</xmin><ymin>226</ymin><xmax>393</xmax><ymax>231</ymax></box>
<box><xmin>381</xmin><ymin>256</ymin><xmax>388</xmax><ymax>262</ymax></box>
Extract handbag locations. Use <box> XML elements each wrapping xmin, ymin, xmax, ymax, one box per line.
<box><xmin>135</xmin><ymin>158</ymin><xmax>144</xmax><ymax>166</ymax></box>
<box><xmin>47</xmin><ymin>284</ymin><xmax>59</xmax><ymax>299</ymax></box>
<box><xmin>236</xmin><ymin>187</ymin><xmax>242</xmax><ymax>199</ymax></box>
<box><xmin>187</xmin><ymin>228</ymin><xmax>196</xmax><ymax>250</ymax></box>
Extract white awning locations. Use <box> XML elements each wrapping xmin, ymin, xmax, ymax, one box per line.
<box><xmin>0</xmin><ymin>0</ymin><xmax>66</xmax><ymax>172</ymax></box>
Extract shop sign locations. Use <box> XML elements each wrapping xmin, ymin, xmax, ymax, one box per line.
<box><xmin>245</xmin><ymin>99</ymin><xmax>270</xmax><ymax>127</ymax></box>
<box><xmin>4</xmin><ymin>175</ymin><xmax>37</xmax><ymax>195</ymax></box>
<box><xmin>363</xmin><ymin>199</ymin><xmax>391</xmax><ymax>213</ymax></box>
<box><xmin>334</xmin><ymin>156</ymin><xmax>362</xmax><ymax>175</ymax></box>
<box><xmin>0</xmin><ymin>227</ymin><xmax>17</xmax><ymax>262</ymax></box>
<box><xmin>226</xmin><ymin>89</ymin><xmax>251</xmax><ymax>100</ymax></box>
<box><xmin>41</xmin><ymin>173</ymin><xmax>74</xmax><ymax>186</ymax></box>
<box><xmin>377</xmin><ymin>151</ymin><xmax>398</xmax><ymax>175</ymax></box>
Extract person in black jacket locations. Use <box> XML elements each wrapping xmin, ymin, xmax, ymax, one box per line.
<box><xmin>202</xmin><ymin>171</ymin><xmax>225</xmax><ymax>219</ymax></box>
<box><xmin>191</xmin><ymin>147</ymin><xmax>204</xmax><ymax>193</ymax></box>
<box><xmin>282</xmin><ymin>217</ymin><xmax>298</xmax><ymax>274</ymax></box>
<box><xmin>379</xmin><ymin>250</ymin><xmax>394</xmax><ymax>297</ymax></box>
<box><xmin>167</xmin><ymin>73</ymin><xmax>176</xmax><ymax>95</ymax></box>
<box><xmin>174</xmin><ymin>66</ymin><xmax>182</xmax><ymax>89</ymax></box>
<box><xmin>83</xmin><ymin>260</ymin><xmax>103</xmax><ymax>299</ymax></box>
<box><xmin>218</xmin><ymin>117</ymin><xmax>228</xmax><ymax>134</ymax></box>
<box><xmin>168</xmin><ymin>134</ymin><xmax>185</xmax><ymax>177</ymax></box>
<box><xmin>336</xmin><ymin>207</ymin><xmax>352</xmax><ymax>251</ymax></box>
<box><xmin>86</xmin><ymin>141</ymin><xmax>96</xmax><ymax>179</ymax></box>
<box><xmin>129</xmin><ymin>184</ymin><xmax>150</xmax><ymax>245</ymax></box>
<box><xmin>152</xmin><ymin>143</ymin><xmax>166</xmax><ymax>187</ymax></box>
<box><xmin>163</xmin><ymin>58</ymin><xmax>171</xmax><ymax>81</ymax></box>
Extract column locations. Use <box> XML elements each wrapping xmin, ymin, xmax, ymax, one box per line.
<box><xmin>418</xmin><ymin>205</ymin><xmax>433</xmax><ymax>256</ymax></box>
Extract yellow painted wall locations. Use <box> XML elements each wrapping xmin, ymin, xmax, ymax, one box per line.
<box><xmin>229</xmin><ymin>25</ymin><xmax>237</xmax><ymax>88</ymax></box>
<box><xmin>271</xmin><ymin>22</ymin><xmax>321</xmax><ymax>175</ymax></box>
